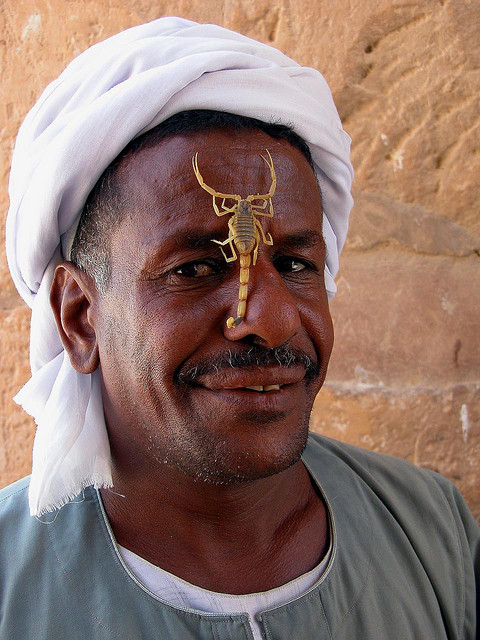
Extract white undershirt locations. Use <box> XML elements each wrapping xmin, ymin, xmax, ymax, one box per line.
<box><xmin>118</xmin><ymin>541</ymin><xmax>332</xmax><ymax>640</ymax></box>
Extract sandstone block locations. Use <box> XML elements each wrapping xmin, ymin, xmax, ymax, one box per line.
<box><xmin>329</xmin><ymin>250</ymin><xmax>480</xmax><ymax>387</ymax></box>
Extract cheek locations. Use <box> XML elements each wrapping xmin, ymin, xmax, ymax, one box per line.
<box><xmin>127</xmin><ymin>295</ymin><xmax>219</xmax><ymax>380</ymax></box>
<box><xmin>302</xmin><ymin>295</ymin><xmax>334</xmax><ymax>360</ymax></box>
<box><xmin>322</xmin><ymin>311</ymin><xmax>335</xmax><ymax>361</ymax></box>
<box><xmin>141</xmin><ymin>283</ymin><xmax>228</xmax><ymax>338</ymax></box>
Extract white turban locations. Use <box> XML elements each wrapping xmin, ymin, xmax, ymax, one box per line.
<box><xmin>6</xmin><ymin>17</ymin><xmax>353</xmax><ymax>516</ymax></box>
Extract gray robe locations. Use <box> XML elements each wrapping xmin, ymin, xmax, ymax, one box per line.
<box><xmin>0</xmin><ymin>434</ymin><xmax>478</xmax><ymax>639</ymax></box>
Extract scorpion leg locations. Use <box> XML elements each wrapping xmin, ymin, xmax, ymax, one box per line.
<box><xmin>252</xmin><ymin>229</ymin><xmax>261</xmax><ymax>266</ymax></box>
<box><xmin>211</xmin><ymin>196</ymin><xmax>236</xmax><ymax>217</ymax></box>
<box><xmin>211</xmin><ymin>197</ymin><xmax>236</xmax><ymax>217</ymax></box>
<box><xmin>220</xmin><ymin>198</ymin><xmax>237</xmax><ymax>213</ymax></box>
<box><xmin>212</xmin><ymin>219</ymin><xmax>237</xmax><ymax>262</ymax></box>
<box><xmin>250</xmin><ymin>199</ymin><xmax>274</xmax><ymax>217</ymax></box>
<box><xmin>251</xmin><ymin>199</ymin><xmax>268</xmax><ymax>209</ymax></box>
<box><xmin>255</xmin><ymin>218</ymin><xmax>273</xmax><ymax>246</ymax></box>
<box><xmin>211</xmin><ymin>238</ymin><xmax>237</xmax><ymax>262</ymax></box>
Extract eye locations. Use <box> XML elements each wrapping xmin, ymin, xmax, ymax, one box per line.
<box><xmin>287</xmin><ymin>260</ymin><xmax>306</xmax><ymax>273</ymax></box>
<box><xmin>173</xmin><ymin>261</ymin><xmax>218</xmax><ymax>278</ymax></box>
<box><xmin>275</xmin><ymin>257</ymin><xmax>313</xmax><ymax>274</ymax></box>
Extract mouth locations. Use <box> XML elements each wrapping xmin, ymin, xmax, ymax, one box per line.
<box><xmin>176</xmin><ymin>345</ymin><xmax>320</xmax><ymax>388</ymax></box>
<box><xmin>205</xmin><ymin>383</ymin><xmax>283</xmax><ymax>393</ymax></box>
<box><xmin>192</xmin><ymin>366</ymin><xmax>305</xmax><ymax>392</ymax></box>
<box><xmin>243</xmin><ymin>384</ymin><xmax>281</xmax><ymax>392</ymax></box>
<box><xmin>186</xmin><ymin>378</ymin><xmax>306</xmax><ymax>418</ymax></box>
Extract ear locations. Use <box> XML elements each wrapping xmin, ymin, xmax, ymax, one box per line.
<box><xmin>50</xmin><ymin>262</ymin><xmax>100</xmax><ymax>374</ymax></box>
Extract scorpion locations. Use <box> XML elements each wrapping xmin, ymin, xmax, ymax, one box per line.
<box><xmin>192</xmin><ymin>150</ymin><xmax>276</xmax><ymax>328</ymax></box>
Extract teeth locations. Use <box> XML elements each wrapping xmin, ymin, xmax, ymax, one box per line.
<box><xmin>244</xmin><ymin>385</ymin><xmax>281</xmax><ymax>392</ymax></box>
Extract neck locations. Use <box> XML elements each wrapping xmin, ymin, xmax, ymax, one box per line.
<box><xmin>100</xmin><ymin>453</ymin><xmax>329</xmax><ymax>594</ymax></box>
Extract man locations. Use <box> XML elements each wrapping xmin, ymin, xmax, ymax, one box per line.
<box><xmin>1</xmin><ymin>18</ymin><xmax>478</xmax><ymax>640</ymax></box>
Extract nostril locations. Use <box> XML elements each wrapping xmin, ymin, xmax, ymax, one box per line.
<box><xmin>225</xmin><ymin>301</ymin><xmax>301</xmax><ymax>349</ymax></box>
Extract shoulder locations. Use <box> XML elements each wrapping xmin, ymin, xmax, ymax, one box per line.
<box><xmin>304</xmin><ymin>433</ymin><xmax>480</xmax><ymax>559</ymax></box>
<box><xmin>0</xmin><ymin>476</ymin><xmax>31</xmax><ymax>529</ymax></box>
<box><xmin>0</xmin><ymin>477</ymin><xmax>39</xmax><ymax>603</ymax></box>
<box><xmin>0</xmin><ymin>475</ymin><xmax>30</xmax><ymax>501</ymax></box>
<box><xmin>304</xmin><ymin>433</ymin><xmax>479</xmax><ymax>633</ymax></box>
<box><xmin>0</xmin><ymin>477</ymin><xmax>39</xmax><ymax>567</ymax></box>
<box><xmin>305</xmin><ymin>432</ymin><xmax>460</xmax><ymax>500</ymax></box>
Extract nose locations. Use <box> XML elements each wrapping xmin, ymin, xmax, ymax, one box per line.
<box><xmin>224</xmin><ymin>260</ymin><xmax>301</xmax><ymax>348</ymax></box>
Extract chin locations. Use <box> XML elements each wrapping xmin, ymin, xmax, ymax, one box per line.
<box><xmin>156</xmin><ymin>416</ymin><xmax>311</xmax><ymax>486</ymax></box>
<box><xmin>193</xmin><ymin>447</ymin><xmax>305</xmax><ymax>486</ymax></box>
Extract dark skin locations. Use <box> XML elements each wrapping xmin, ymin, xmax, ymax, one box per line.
<box><xmin>50</xmin><ymin>128</ymin><xmax>333</xmax><ymax>594</ymax></box>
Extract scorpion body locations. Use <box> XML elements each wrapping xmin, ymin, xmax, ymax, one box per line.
<box><xmin>192</xmin><ymin>151</ymin><xmax>276</xmax><ymax>328</ymax></box>
<box><xmin>230</xmin><ymin>200</ymin><xmax>255</xmax><ymax>328</ymax></box>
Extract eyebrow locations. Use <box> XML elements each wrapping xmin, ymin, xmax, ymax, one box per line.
<box><xmin>141</xmin><ymin>229</ymin><xmax>326</xmax><ymax>274</ymax></box>
<box><xmin>274</xmin><ymin>230</ymin><xmax>326</xmax><ymax>251</ymax></box>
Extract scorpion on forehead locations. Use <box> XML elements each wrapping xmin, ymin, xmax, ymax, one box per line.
<box><xmin>192</xmin><ymin>149</ymin><xmax>276</xmax><ymax>329</ymax></box>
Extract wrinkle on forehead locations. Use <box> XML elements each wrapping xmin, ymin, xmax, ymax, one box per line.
<box><xmin>111</xmin><ymin>129</ymin><xmax>323</xmax><ymax>257</ymax></box>
<box><xmin>119</xmin><ymin>130</ymin><xmax>318</xmax><ymax>203</ymax></box>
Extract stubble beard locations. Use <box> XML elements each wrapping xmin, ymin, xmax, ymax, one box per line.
<box><xmin>130</xmin><ymin>341</ymin><xmax>321</xmax><ymax>485</ymax></box>
<box><xmin>142</xmin><ymin>408</ymin><xmax>313</xmax><ymax>486</ymax></box>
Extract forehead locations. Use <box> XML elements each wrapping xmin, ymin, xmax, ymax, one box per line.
<box><xmin>111</xmin><ymin>128</ymin><xmax>323</xmax><ymax>256</ymax></box>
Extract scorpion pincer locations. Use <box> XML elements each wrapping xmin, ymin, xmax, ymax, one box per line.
<box><xmin>192</xmin><ymin>150</ymin><xmax>277</xmax><ymax>328</ymax></box>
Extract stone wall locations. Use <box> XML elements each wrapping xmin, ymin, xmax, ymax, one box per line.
<box><xmin>1</xmin><ymin>0</ymin><xmax>478</xmax><ymax>518</ymax></box>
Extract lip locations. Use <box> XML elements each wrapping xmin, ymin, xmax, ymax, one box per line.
<box><xmin>190</xmin><ymin>381</ymin><xmax>305</xmax><ymax>413</ymax></box>
<box><xmin>187</xmin><ymin>366</ymin><xmax>308</xmax><ymax>413</ymax></box>
<box><xmin>192</xmin><ymin>365</ymin><xmax>306</xmax><ymax>391</ymax></box>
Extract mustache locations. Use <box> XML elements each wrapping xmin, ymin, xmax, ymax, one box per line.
<box><xmin>176</xmin><ymin>344</ymin><xmax>320</xmax><ymax>385</ymax></box>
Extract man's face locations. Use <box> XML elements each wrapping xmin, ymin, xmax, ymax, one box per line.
<box><xmin>93</xmin><ymin>128</ymin><xmax>334</xmax><ymax>484</ymax></box>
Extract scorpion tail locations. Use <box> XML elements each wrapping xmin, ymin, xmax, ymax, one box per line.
<box><xmin>226</xmin><ymin>253</ymin><xmax>250</xmax><ymax>328</ymax></box>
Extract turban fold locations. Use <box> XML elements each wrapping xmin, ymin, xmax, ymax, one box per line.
<box><xmin>6</xmin><ymin>17</ymin><xmax>353</xmax><ymax>515</ymax></box>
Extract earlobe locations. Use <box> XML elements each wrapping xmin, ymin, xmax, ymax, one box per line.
<box><xmin>50</xmin><ymin>262</ymin><xmax>100</xmax><ymax>374</ymax></box>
